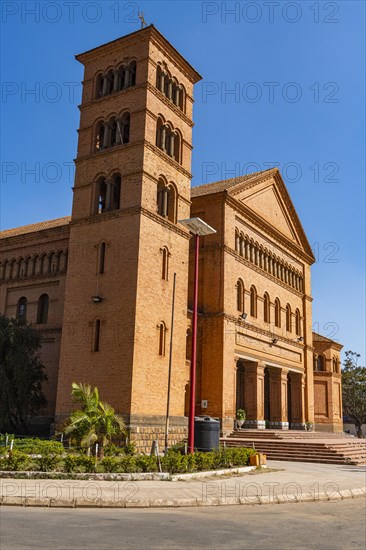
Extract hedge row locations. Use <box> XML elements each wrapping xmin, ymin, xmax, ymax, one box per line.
<box><xmin>0</xmin><ymin>447</ymin><xmax>256</xmax><ymax>474</ymax></box>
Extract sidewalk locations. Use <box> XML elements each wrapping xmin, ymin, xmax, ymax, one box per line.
<box><xmin>1</xmin><ymin>461</ymin><xmax>365</xmax><ymax>508</ymax></box>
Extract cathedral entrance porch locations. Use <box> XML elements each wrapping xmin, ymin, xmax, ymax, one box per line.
<box><xmin>235</xmin><ymin>359</ymin><xmax>306</xmax><ymax>430</ymax></box>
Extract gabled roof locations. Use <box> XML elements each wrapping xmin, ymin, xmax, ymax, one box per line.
<box><xmin>191</xmin><ymin>168</ymin><xmax>315</xmax><ymax>261</ymax></box>
<box><xmin>191</xmin><ymin>169</ymin><xmax>272</xmax><ymax>198</ymax></box>
<box><xmin>0</xmin><ymin>217</ymin><xmax>71</xmax><ymax>240</ymax></box>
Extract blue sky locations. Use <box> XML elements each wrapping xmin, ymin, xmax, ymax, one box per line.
<box><xmin>1</xmin><ymin>1</ymin><xmax>365</xmax><ymax>360</ymax></box>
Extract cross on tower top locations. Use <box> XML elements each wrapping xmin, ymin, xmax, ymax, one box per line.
<box><xmin>138</xmin><ymin>12</ymin><xmax>147</xmax><ymax>29</ymax></box>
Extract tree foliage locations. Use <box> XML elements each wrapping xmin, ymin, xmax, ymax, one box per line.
<box><xmin>0</xmin><ymin>315</ymin><xmax>47</xmax><ymax>431</ymax></box>
<box><xmin>342</xmin><ymin>350</ymin><xmax>366</xmax><ymax>438</ymax></box>
<box><xmin>62</xmin><ymin>382</ymin><xmax>126</xmax><ymax>456</ymax></box>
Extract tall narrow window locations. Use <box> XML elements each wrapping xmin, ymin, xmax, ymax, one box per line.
<box><xmin>17</xmin><ymin>297</ymin><xmax>27</xmax><ymax>321</ymax></box>
<box><xmin>111</xmin><ymin>175</ymin><xmax>121</xmax><ymax>210</ymax></box>
<box><xmin>96</xmin><ymin>178</ymin><xmax>107</xmax><ymax>214</ymax></box>
<box><xmin>37</xmin><ymin>294</ymin><xmax>49</xmax><ymax>324</ymax></box>
<box><xmin>157</xmin><ymin>179</ymin><xmax>167</xmax><ymax>217</ymax></box>
<box><xmin>295</xmin><ymin>308</ymin><xmax>301</xmax><ymax>336</ymax></box>
<box><xmin>98</xmin><ymin>242</ymin><xmax>106</xmax><ymax>274</ymax></box>
<box><xmin>162</xmin><ymin>247</ymin><xmax>169</xmax><ymax>280</ymax></box>
<box><xmin>275</xmin><ymin>298</ymin><xmax>281</xmax><ymax>328</ymax></box>
<box><xmin>263</xmin><ymin>293</ymin><xmax>270</xmax><ymax>323</ymax></box>
<box><xmin>236</xmin><ymin>279</ymin><xmax>244</xmax><ymax>313</ymax></box>
<box><xmin>167</xmin><ymin>184</ymin><xmax>177</xmax><ymax>223</ymax></box>
<box><xmin>158</xmin><ymin>322</ymin><xmax>167</xmax><ymax>356</ymax></box>
<box><xmin>250</xmin><ymin>286</ymin><xmax>257</xmax><ymax>318</ymax></box>
<box><xmin>286</xmin><ymin>304</ymin><xmax>292</xmax><ymax>332</ymax></box>
<box><xmin>317</xmin><ymin>355</ymin><xmax>325</xmax><ymax>371</ymax></box>
<box><xmin>93</xmin><ymin>319</ymin><xmax>101</xmax><ymax>352</ymax></box>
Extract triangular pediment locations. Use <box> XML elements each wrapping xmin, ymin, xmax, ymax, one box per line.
<box><xmin>227</xmin><ymin>169</ymin><xmax>314</xmax><ymax>259</ymax></box>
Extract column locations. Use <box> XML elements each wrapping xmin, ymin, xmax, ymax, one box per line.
<box><xmin>105</xmin><ymin>180</ymin><xmax>113</xmax><ymax>211</ymax></box>
<box><xmin>12</xmin><ymin>260</ymin><xmax>20</xmax><ymax>279</ymax></box>
<box><xmin>27</xmin><ymin>257</ymin><xmax>35</xmax><ymax>277</ymax></box>
<box><xmin>168</xmin><ymin>133</ymin><xmax>175</xmax><ymax>157</ymax></box>
<box><xmin>244</xmin><ymin>361</ymin><xmax>265</xmax><ymax>429</ymax></box>
<box><xmin>167</xmin><ymin>80</ymin><xmax>173</xmax><ymax>100</ymax></box>
<box><xmin>162</xmin><ymin>188</ymin><xmax>168</xmax><ymax>217</ymax></box>
<box><xmin>289</xmin><ymin>372</ymin><xmax>306</xmax><ymax>430</ymax></box>
<box><xmin>174</xmin><ymin>87</ymin><xmax>180</xmax><ymax>106</ymax></box>
<box><xmin>101</xmin><ymin>75</ymin><xmax>109</xmax><ymax>96</ymax></box>
<box><xmin>160</xmin><ymin>72</ymin><xmax>166</xmax><ymax>93</ymax></box>
<box><xmin>269</xmin><ymin>368</ymin><xmax>289</xmax><ymax>429</ymax></box>
<box><xmin>123</xmin><ymin>68</ymin><xmax>130</xmax><ymax>88</ymax></box>
<box><xmin>102</xmin><ymin>124</ymin><xmax>110</xmax><ymax>149</ymax></box>
<box><xmin>160</xmin><ymin>125</ymin><xmax>166</xmax><ymax>150</ymax></box>
<box><xmin>112</xmin><ymin>70</ymin><xmax>121</xmax><ymax>92</ymax></box>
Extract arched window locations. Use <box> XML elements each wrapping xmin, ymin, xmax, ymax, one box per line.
<box><xmin>93</xmin><ymin>319</ymin><xmax>101</xmax><ymax>352</ymax></box>
<box><xmin>167</xmin><ymin>184</ymin><xmax>177</xmax><ymax>223</ymax></box>
<box><xmin>173</xmin><ymin>131</ymin><xmax>181</xmax><ymax>163</ymax></box>
<box><xmin>275</xmin><ymin>298</ymin><xmax>281</xmax><ymax>328</ymax></box>
<box><xmin>235</xmin><ymin>229</ymin><xmax>240</xmax><ymax>253</ymax></box>
<box><xmin>98</xmin><ymin>242</ymin><xmax>106</xmax><ymax>275</ymax></box>
<box><xmin>17</xmin><ymin>297</ymin><xmax>27</xmax><ymax>321</ymax></box>
<box><xmin>157</xmin><ymin>178</ymin><xmax>167</xmax><ymax>217</ymax></box>
<box><xmin>286</xmin><ymin>304</ymin><xmax>292</xmax><ymax>332</ymax></box>
<box><xmin>161</xmin><ymin>247</ymin><xmax>169</xmax><ymax>280</ymax></box>
<box><xmin>236</xmin><ymin>279</ymin><xmax>244</xmax><ymax>313</ymax></box>
<box><xmin>317</xmin><ymin>355</ymin><xmax>325</xmax><ymax>371</ymax></box>
<box><xmin>95</xmin><ymin>177</ymin><xmax>107</xmax><ymax>214</ymax></box>
<box><xmin>158</xmin><ymin>322</ymin><xmax>167</xmax><ymax>356</ymax></box>
<box><xmin>332</xmin><ymin>357</ymin><xmax>338</xmax><ymax>373</ymax></box>
<box><xmin>129</xmin><ymin>61</ymin><xmax>136</xmax><ymax>86</ymax></box>
<box><xmin>250</xmin><ymin>286</ymin><xmax>257</xmax><ymax>318</ymax></box>
<box><xmin>156</xmin><ymin>117</ymin><xmax>166</xmax><ymax>151</ymax></box>
<box><xmin>117</xmin><ymin>112</ymin><xmax>130</xmax><ymax>144</ymax></box>
<box><xmin>37</xmin><ymin>294</ymin><xmax>49</xmax><ymax>324</ymax></box>
<box><xmin>95</xmin><ymin>73</ymin><xmax>103</xmax><ymax>98</ymax></box>
<box><xmin>95</xmin><ymin>121</ymin><xmax>105</xmax><ymax>151</ymax></box>
<box><xmin>110</xmin><ymin>174</ymin><xmax>121</xmax><ymax>211</ymax></box>
<box><xmin>263</xmin><ymin>293</ymin><xmax>270</xmax><ymax>323</ymax></box>
<box><xmin>295</xmin><ymin>309</ymin><xmax>301</xmax><ymax>336</ymax></box>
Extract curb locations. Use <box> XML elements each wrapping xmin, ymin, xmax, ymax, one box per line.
<box><xmin>1</xmin><ymin>487</ymin><xmax>365</xmax><ymax>509</ymax></box>
<box><xmin>0</xmin><ymin>465</ymin><xmax>259</xmax><ymax>482</ymax></box>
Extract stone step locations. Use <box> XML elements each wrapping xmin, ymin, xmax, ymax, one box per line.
<box><xmin>225</xmin><ymin>444</ymin><xmax>366</xmax><ymax>458</ymax></box>
<box><xmin>221</xmin><ymin>432</ymin><xmax>366</xmax><ymax>465</ymax></box>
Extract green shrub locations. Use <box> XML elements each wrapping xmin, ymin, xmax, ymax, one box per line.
<box><xmin>194</xmin><ymin>451</ymin><xmax>215</xmax><ymax>471</ymax></box>
<box><xmin>12</xmin><ymin>438</ymin><xmax>63</xmax><ymax>455</ymax></box>
<box><xmin>161</xmin><ymin>450</ymin><xmax>188</xmax><ymax>474</ymax></box>
<box><xmin>35</xmin><ymin>452</ymin><xmax>62</xmax><ymax>472</ymax></box>
<box><xmin>135</xmin><ymin>455</ymin><xmax>159</xmax><ymax>473</ymax></box>
<box><xmin>63</xmin><ymin>454</ymin><xmax>95</xmax><ymax>473</ymax></box>
<box><xmin>0</xmin><ymin>451</ymin><xmax>31</xmax><ymax>471</ymax></box>
<box><xmin>103</xmin><ymin>442</ymin><xmax>136</xmax><ymax>457</ymax></box>
<box><xmin>99</xmin><ymin>456</ymin><xmax>121</xmax><ymax>473</ymax></box>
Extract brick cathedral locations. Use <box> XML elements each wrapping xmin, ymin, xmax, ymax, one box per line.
<box><xmin>0</xmin><ymin>27</ymin><xmax>343</xmax><ymax>449</ymax></box>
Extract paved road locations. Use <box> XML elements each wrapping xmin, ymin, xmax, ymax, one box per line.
<box><xmin>1</xmin><ymin>499</ymin><xmax>365</xmax><ymax>550</ymax></box>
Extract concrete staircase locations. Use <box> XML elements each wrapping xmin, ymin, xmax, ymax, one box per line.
<box><xmin>221</xmin><ymin>430</ymin><xmax>366</xmax><ymax>465</ymax></box>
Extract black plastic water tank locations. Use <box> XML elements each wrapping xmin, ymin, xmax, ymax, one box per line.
<box><xmin>194</xmin><ymin>416</ymin><xmax>220</xmax><ymax>451</ymax></box>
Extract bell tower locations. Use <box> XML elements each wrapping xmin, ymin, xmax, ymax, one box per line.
<box><xmin>55</xmin><ymin>26</ymin><xmax>201</xmax><ymax>447</ymax></box>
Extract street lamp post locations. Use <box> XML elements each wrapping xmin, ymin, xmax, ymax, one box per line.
<box><xmin>178</xmin><ymin>217</ymin><xmax>216</xmax><ymax>453</ymax></box>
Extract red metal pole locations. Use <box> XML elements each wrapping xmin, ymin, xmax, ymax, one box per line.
<box><xmin>188</xmin><ymin>233</ymin><xmax>199</xmax><ymax>453</ymax></box>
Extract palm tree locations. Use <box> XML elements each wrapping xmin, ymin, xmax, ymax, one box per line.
<box><xmin>62</xmin><ymin>383</ymin><xmax>126</xmax><ymax>456</ymax></box>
